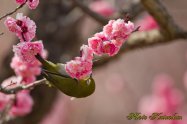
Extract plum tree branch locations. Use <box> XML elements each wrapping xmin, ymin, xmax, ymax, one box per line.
<box><xmin>71</xmin><ymin>0</ymin><xmax>144</xmax><ymax>25</ymax></box>
<box><xmin>140</xmin><ymin>0</ymin><xmax>186</xmax><ymax>39</ymax></box>
<box><xmin>0</xmin><ymin>32</ymin><xmax>4</xmax><ymax>36</ymax></box>
<box><xmin>94</xmin><ymin>0</ymin><xmax>187</xmax><ymax>67</ymax></box>
<box><xmin>119</xmin><ymin>2</ymin><xmax>144</xmax><ymax>20</ymax></box>
<box><xmin>0</xmin><ymin>79</ymin><xmax>47</xmax><ymax>94</ymax></box>
<box><xmin>0</xmin><ymin>1</ymin><xmax>27</xmax><ymax>21</ymax></box>
<box><xmin>71</xmin><ymin>0</ymin><xmax>108</xmax><ymax>24</ymax></box>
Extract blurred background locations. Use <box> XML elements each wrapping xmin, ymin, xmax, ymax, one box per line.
<box><xmin>0</xmin><ymin>0</ymin><xmax>187</xmax><ymax>124</ymax></box>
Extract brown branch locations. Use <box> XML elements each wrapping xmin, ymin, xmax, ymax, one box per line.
<box><xmin>71</xmin><ymin>0</ymin><xmax>109</xmax><ymax>24</ymax></box>
<box><xmin>0</xmin><ymin>2</ymin><xmax>26</xmax><ymax>21</ymax></box>
<box><xmin>140</xmin><ymin>0</ymin><xmax>185</xmax><ymax>39</ymax></box>
<box><xmin>0</xmin><ymin>32</ymin><xmax>4</xmax><ymax>36</ymax></box>
<box><xmin>71</xmin><ymin>0</ymin><xmax>144</xmax><ymax>25</ymax></box>
<box><xmin>0</xmin><ymin>79</ymin><xmax>47</xmax><ymax>94</ymax></box>
<box><xmin>94</xmin><ymin>29</ymin><xmax>187</xmax><ymax>67</ymax></box>
<box><xmin>93</xmin><ymin>0</ymin><xmax>187</xmax><ymax>67</ymax></box>
<box><xmin>118</xmin><ymin>2</ymin><xmax>145</xmax><ymax>20</ymax></box>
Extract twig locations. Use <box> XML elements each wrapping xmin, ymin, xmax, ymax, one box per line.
<box><xmin>0</xmin><ymin>79</ymin><xmax>47</xmax><ymax>94</ymax></box>
<box><xmin>72</xmin><ymin>0</ymin><xmax>144</xmax><ymax>25</ymax></box>
<box><xmin>140</xmin><ymin>0</ymin><xmax>185</xmax><ymax>39</ymax></box>
<box><xmin>0</xmin><ymin>2</ymin><xmax>26</xmax><ymax>21</ymax></box>
<box><xmin>94</xmin><ymin>29</ymin><xmax>187</xmax><ymax>67</ymax></box>
<box><xmin>119</xmin><ymin>2</ymin><xmax>144</xmax><ymax>20</ymax></box>
<box><xmin>71</xmin><ymin>0</ymin><xmax>108</xmax><ymax>24</ymax></box>
<box><xmin>0</xmin><ymin>32</ymin><xmax>4</xmax><ymax>36</ymax></box>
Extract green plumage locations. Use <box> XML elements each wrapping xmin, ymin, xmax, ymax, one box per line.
<box><xmin>35</xmin><ymin>54</ymin><xmax>95</xmax><ymax>98</ymax></box>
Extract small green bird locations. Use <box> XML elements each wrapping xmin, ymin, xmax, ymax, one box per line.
<box><xmin>35</xmin><ymin>54</ymin><xmax>95</xmax><ymax>98</ymax></box>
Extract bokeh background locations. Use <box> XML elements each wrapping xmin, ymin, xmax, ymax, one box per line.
<box><xmin>0</xmin><ymin>0</ymin><xmax>187</xmax><ymax>124</ymax></box>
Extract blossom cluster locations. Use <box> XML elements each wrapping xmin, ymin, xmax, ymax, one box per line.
<box><xmin>89</xmin><ymin>19</ymin><xmax>134</xmax><ymax>56</ymax></box>
<box><xmin>1</xmin><ymin>0</ymin><xmax>135</xmax><ymax>119</ymax></box>
<box><xmin>0</xmin><ymin>0</ymin><xmax>43</xmax><ymax>117</ymax></box>
<box><xmin>4</xmin><ymin>12</ymin><xmax>46</xmax><ymax>85</ymax></box>
<box><xmin>138</xmin><ymin>74</ymin><xmax>187</xmax><ymax>124</ymax></box>
<box><xmin>65</xmin><ymin>45</ymin><xmax>93</xmax><ymax>80</ymax></box>
<box><xmin>65</xmin><ymin>19</ymin><xmax>135</xmax><ymax>80</ymax></box>
<box><xmin>0</xmin><ymin>77</ymin><xmax>33</xmax><ymax>118</ymax></box>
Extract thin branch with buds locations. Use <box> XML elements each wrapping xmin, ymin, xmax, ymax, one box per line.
<box><xmin>0</xmin><ymin>79</ymin><xmax>47</xmax><ymax>94</ymax></box>
<box><xmin>0</xmin><ymin>32</ymin><xmax>4</xmax><ymax>36</ymax></box>
<box><xmin>0</xmin><ymin>1</ymin><xmax>27</xmax><ymax>21</ymax></box>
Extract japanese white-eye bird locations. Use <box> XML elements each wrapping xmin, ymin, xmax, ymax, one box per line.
<box><xmin>35</xmin><ymin>54</ymin><xmax>95</xmax><ymax>98</ymax></box>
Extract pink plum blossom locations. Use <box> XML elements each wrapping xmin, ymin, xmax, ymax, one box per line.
<box><xmin>9</xmin><ymin>91</ymin><xmax>34</xmax><ymax>117</ymax></box>
<box><xmin>88</xmin><ymin>32</ymin><xmax>120</xmax><ymax>56</ymax></box>
<box><xmin>103</xmin><ymin>19</ymin><xmax>134</xmax><ymax>40</ymax></box>
<box><xmin>65</xmin><ymin>45</ymin><xmax>94</xmax><ymax>79</ymax></box>
<box><xmin>65</xmin><ymin>57</ymin><xmax>92</xmax><ymax>80</ymax></box>
<box><xmin>136</xmin><ymin>15</ymin><xmax>159</xmax><ymax>31</ymax></box>
<box><xmin>11</xmin><ymin>55</ymin><xmax>41</xmax><ymax>84</ymax></box>
<box><xmin>4</xmin><ymin>17</ymin><xmax>20</xmax><ymax>33</ymax></box>
<box><xmin>0</xmin><ymin>93</ymin><xmax>10</xmax><ymax>111</ymax></box>
<box><xmin>4</xmin><ymin>13</ymin><xmax>36</xmax><ymax>42</ymax></box>
<box><xmin>27</xmin><ymin>0</ymin><xmax>39</xmax><ymax>10</ymax></box>
<box><xmin>138</xmin><ymin>74</ymin><xmax>185</xmax><ymax>124</ymax></box>
<box><xmin>88</xmin><ymin>33</ymin><xmax>104</xmax><ymax>55</ymax></box>
<box><xmin>80</xmin><ymin>45</ymin><xmax>93</xmax><ymax>61</ymax></box>
<box><xmin>88</xmin><ymin>19</ymin><xmax>134</xmax><ymax>56</ymax></box>
<box><xmin>102</xmin><ymin>40</ymin><xmax>119</xmax><ymax>56</ymax></box>
<box><xmin>16</xmin><ymin>0</ymin><xmax>39</xmax><ymax>9</ymax></box>
<box><xmin>13</xmin><ymin>40</ymin><xmax>44</xmax><ymax>64</ymax></box>
<box><xmin>152</xmin><ymin>74</ymin><xmax>184</xmax><ymax>111</ymax></box>
<box><xmin>89</xmin><ymin>0</ymin><xmax>116</xmax><ymax>17</ymax></box>
<box><xmin>16</xmin><ymin>0</ymin><xmax>26</xmax><ymax>4</ymax></box>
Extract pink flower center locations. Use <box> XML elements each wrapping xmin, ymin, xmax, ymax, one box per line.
<box><xmin>16</xmin><ymin>20</ymin><xmax>23</xmax><ymax>27</ymax></box>
<box><xmin>22</xmin><ymin>26</ymin><xmax>28</xmax><ymax>33</ymax></box>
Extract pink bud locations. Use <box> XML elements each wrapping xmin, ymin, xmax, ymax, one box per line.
<box><xmin>16</xmin><ymin>0</ymin><xmax>26</xmax><ymax>4</ymax></box>
<box><xmin>15</xmin><ymin>0</ymin><xmax>39</xmax><ymax>9</ymax></box>
<box><xmin>27</xmin><ymin>0</ymin><xmax>39</xmax><ymax>10</ymax></box>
